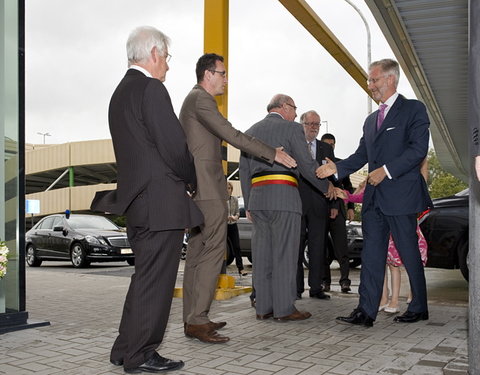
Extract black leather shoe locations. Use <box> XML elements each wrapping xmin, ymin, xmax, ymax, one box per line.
<box><xmin>310</xmin><ymin>291</ymin><xmax>330</xmax><ymax>300</ymax></box>
<box><xmin>393</xmin><ymin>310</ymin><xmax>429</xmax><ymax>323</ymax></box>
<box><xmin>110</xmin><ymin>358</ymin><xmax>123</xmax><ymax>366</ymax></box>
<box><xmin>340</xmin><ymin>282</ymin><xmax>351</xmax><ymax>293</ymax></box>
<box><xmin>336</xmin><ymin>308</ymin><xmax>374</xmax><ymax>327</ymax></box>
<box><xmin>124</xmin><ymin>352</ymin><xmax>185</xmax><ymax>373</ymax></box>
<box><xmin>321</xmin><ymin>283</ymin><xmax>330</xmax><ymax>292</ymax></box>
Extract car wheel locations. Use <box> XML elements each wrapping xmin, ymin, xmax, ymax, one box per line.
<box><xmin>458</xmin><ymin>239</ymin><xmax>469</xmax><ymax>281</ymax></box>
<box><xmin>126</xmin><ymin>258</ymin><xmax>135</xmax><ymax>266</ymax></box>
<box><xmin>302</xmin><ymin>242</ymin><xmax>309</xmax><ymax>269</ymax></box>
<box><xmin>181</xmin><ymin>243</ymin><xmax>187</xmax><ymax>260</ymax></box>
<box><xmin>349</xmin><ymin>258</ymin><xmax>362</xmax><ymax>268</ymax></box>
<box><xmin>70</xmin><ymin>243</ymin><xmax>90</xmax><ymax>268</ymax></box>
<box><xmin>26</xmin><ymin>244</ymin><xmax>42</xmax><ymax>267</ymax></box>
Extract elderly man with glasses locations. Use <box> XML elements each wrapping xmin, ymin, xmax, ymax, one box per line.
<box><xmin>295</xmin><ymin>110</ymin><xmax>336</xmax><ymax>301</ymax></box>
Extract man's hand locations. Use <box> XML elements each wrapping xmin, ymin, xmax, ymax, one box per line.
<box><xmin>347</xmin><ymin>208</ymin><xmax>355</xmax><ymax>221</ymax></box>
<box><xmin>324</xmin><ymin>181</ymin><xmax>336</xmax><ymax>200</ymax></box>
<box><xmin>333</xmin><ymin>187</ymin><xmax>348</xmax><ymax>200</ymax></box>
<box><xmin>275</xmin><ymin>147</ymin><xmax>297</xmax><ymax>168</ymax></box>
<box><xmin>330</xmin><ymin>208</ymin><xmax>339</xmax><ymax>219</ymax></box>
<box><xmin>246</xmin><ymin>210</ymin><xmax>253</xmax><ymax>222</ymax></box>
<box><xmin>316</xmin><ymin>157</ymin><xmax>336</xmax><ymax>178</ymax></box>
<box><xmin>367</xmin><ymin>167</ymin><xmax>387</xmax><ymax>186</ymax></box>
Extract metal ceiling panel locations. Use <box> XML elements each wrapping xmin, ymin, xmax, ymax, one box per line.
<box><xmin>366</xmin><ymin>0</ymin><xmax>469</xmax><ymax>181</ymax></box>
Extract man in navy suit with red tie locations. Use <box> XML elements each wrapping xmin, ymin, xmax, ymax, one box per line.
<box><xmin>318</xmin><ymin>59</ymin><xmax>432</xmax><ymax>327</ymax></box>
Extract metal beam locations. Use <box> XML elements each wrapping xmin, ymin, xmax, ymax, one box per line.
<box><xmin>278</xmin><ymin>0</ymin><xmax>372</xmax><ymax>99</ymax></box>
<box><xmin>365</xmin><ymin>0</ymin><xmax>467</xmax><ymax>180</ymax></box>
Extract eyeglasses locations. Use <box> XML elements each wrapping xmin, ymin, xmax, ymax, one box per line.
<box><xmin>367</xmin><ymin>75</ymin><xmax>386</xmax><ymax>84</ymax></box>
<box><xmin>285</xmin><ymin>103</ymin><xmax>297</xmax><ymax>110</ymax></box>
<box><xmin>304</xmin><ymin>122</ymin><xmax>320</xmax><ymax>127</ymax></box>
<box><xmin>165</xmin><ymin>53</ymin><xmax>172</xmax><ymax>62</ymax></box>
<box><xmin>210</xmin><ymin>70</ymin><xmax>227</xmax><ymax>77</ymax></box>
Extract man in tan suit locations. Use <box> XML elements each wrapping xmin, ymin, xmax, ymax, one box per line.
<box><xmin>180</xmin><ymin>53</ymin><xmax>296</xmax><ymax>343</ymax></box>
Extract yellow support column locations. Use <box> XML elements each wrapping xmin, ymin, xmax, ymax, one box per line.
<box><xmin>175</xmin><ymin>0</ymin><xmax>251</xmax><ymax>300</ymax></box>
<box><xmin>204</xmin><ymin>0</ymin><xmax>229</xmax><ymax>116</ymax></box>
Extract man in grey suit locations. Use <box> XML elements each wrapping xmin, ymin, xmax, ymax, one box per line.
<box><xmin>179</xmin><ymin>54</ymin><xmax>296</xmax><ymax>343</ymax></box>
<box><xmin>240</xmin><ymin>94</ymin><xmax>330</xmax><ymax>321</ymax></box>
<box><xmin>90</xmin><ymin>26</ymin><xmax>203</xmax><ymax>373</ymax></box>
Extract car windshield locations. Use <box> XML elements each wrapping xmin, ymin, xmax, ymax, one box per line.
<box><xmin>455</xmin><ymin>188</ymin><xmax>469</xmax><ymax>197</ymax></box>
<box><xmin>67</xmin><ymin>216</ymin><xmax>119</xmax><ymax>230</ymax></box>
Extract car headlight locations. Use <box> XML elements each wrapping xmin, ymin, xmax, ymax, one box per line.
<box><xmin>85</xmin><ymin>235</ymin><xmax>107</xmax><ymax>245</ymax></box>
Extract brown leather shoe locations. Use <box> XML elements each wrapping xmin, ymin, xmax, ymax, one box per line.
<box><xmin>273</xmin><ymin>309</ymin><xmax>312</xmax><ymax>322</ymax></box>
<box><xmin>256</xmin><ymin>312</ymin><xmax>274</xmax><ymax>320</ymax></box>
<box><xmin>185</xmin><ymin>323</ymin><xmax>230</xmax><ymax>343</ymax></box>
<box><xmin>209</xmin><ymin>321</ymin><xmax>227</xmax><ymax>330</ymax></box>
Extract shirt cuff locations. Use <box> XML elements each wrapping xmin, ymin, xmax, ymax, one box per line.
<box><xmin>383</xmin><ymin>165</ymin><xmax>392</xmax><ymax>179</ymax></box>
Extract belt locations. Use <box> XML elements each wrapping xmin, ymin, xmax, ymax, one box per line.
<box><xmin>251</xmin><ymin>172</ymin><xmax>298</xmax><ymax>188</ymax></box>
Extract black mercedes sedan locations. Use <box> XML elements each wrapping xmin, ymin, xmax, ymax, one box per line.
<box><xmin>419</xmin><ymin>188</ymin><xmax>469</xmax><ymax>280</ymax></box>
<box><xmin>26</xmin><ymin>214</ymin><xmax>134</xmax><ymax>268</ymax></box>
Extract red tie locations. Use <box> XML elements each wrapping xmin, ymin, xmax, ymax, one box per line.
<box><xmin>377</xmin><ymin>104</ymin><xmax>387</xmax><ymax>130</ymax></box>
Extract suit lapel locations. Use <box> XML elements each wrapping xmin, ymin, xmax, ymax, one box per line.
<box><xmin>374</xmin><ymin>95</ymin><xmax>405</xmax><ymax>140</ymax></box>
<box><xmin>315</xmin><ymin>140</ymin><xmax>325</xmax><ymax>163</ymax></box>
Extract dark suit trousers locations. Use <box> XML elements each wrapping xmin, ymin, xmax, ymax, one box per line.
<box><xmin>324</xmin><ymin>210</ymin><xmax>350</xmax><ymax>286</ymax></box>
<box><xmin>296</xmin><ymin>204</ymin><xmax>329</xmax><ymax>296</ymax></box>
<box><xmin>110</xmin><ymin>194</ymin><xmax>183</xmax><ymax>369</ymax></box>
<box><xmin>359</xmin><ymin>205</ymin><xmax>427</xmax><ymax>320</ymax></box>
<box><xmin>227</xmin><ymin>223</ymin><xmax>244</xmax><ymax>271</ymax></box>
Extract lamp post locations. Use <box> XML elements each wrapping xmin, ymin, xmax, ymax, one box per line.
<box><xmin>321</xmin><ymin>120</ymin><xmax>328</xmax><ymax>133</ymax></box>
<box><xmin>343</xmin><ymin>0</ymin><xmax>372</xmax><ymax>114</ymax></box>
<box><xmin>37</xmin><ymin>132</ymin><xmax>51</xmax><ymax>144</ymax></box>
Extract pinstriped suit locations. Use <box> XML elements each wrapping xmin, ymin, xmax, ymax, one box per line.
<box><xmin>336</xmin><ymin>94</ymin><xmax>432</xmax><ymax>320</ymax></box>
<box><xmin>91</xmin><ymin>69</ymin><xmax>203</xmax><ymax>368</ymax></box>
<box><xmin>239</xmin><ymin>113</ymin><xmax>329</xmax><ymax>317</ymax></box>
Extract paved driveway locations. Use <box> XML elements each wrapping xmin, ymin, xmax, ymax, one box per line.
<box><xmin>0</xmin><ymin>262</ymin><xmax>469</xmax><ymax>374</ymax></box>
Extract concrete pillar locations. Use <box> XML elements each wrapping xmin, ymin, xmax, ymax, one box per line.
<box><xmin>469</xmin><ymin>0</ymin><xmax>480</xmax><ymax>373</ymax></box>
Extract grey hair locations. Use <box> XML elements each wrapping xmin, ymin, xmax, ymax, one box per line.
<box><xmin>369</xmin><ymin>58</ymin><xmax>400</xmax><ymax>87</ymax></box>
<box><xmin>126</xmin><ymin>26</ymin><xmax>170</xmax><ymax>66</ymax></box>
<box><xmin>299</xmin><ymin>110</ymin><xmax>319</xmax><ymax>124</ymax></box>
<box><xmin>267</xmin><ymin>94</ymin><xmax>293</xmax><ymax>112</ymax></box>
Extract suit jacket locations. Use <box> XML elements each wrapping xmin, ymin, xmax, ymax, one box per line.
<box><xmin>298</xmin><ymin>139</ymin><xmax>335</xmax><ymax>215</ymax></box>
<box><xmin>179</xmin><ymin>84</ymin><xmax>275</xmax><ymax>201</ymax></box>
<box><xmin>239</xmin><ymin>113</ymin><xmax>329</xmax><ymax>214</ymax></box>
<box><xmin>90</xmin><ymin>69</ymin><xmax>203</xmax><ymax>231</ymax></box>
<box><xmin>332</xmin><ymin>157</ymin><xmax>354</xmax><ymax>217</ymax></box>
<box><xmin>337</xmin><ymin>94</ymin><xmax>432</xmax><ymax>215</ymax></box>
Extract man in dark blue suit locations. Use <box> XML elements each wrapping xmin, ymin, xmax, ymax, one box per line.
<box><xmin>318</xmin><ymin>59</ymin><xmax>432</xmax><ymax>327</ymax></box>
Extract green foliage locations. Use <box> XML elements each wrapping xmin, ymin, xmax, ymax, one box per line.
<box><xmin>426</xmin><ymin>149</ymin><xmax>467</xmax><ymax>198</ymax></box>
<box><xmin>111</xmin><ymin>215</ymin><xmax>127</xmax><ymax>228</ymax></box>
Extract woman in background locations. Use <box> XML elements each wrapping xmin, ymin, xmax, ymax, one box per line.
<box><xmin>227</xmin><ymin>181</ymin><xmax>247</xmax><ymax>276</ymax></box>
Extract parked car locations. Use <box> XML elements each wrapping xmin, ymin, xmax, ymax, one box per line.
<box><xmin>229</xmin><ymin>198</ymin><xmax>363</xmax><ymax>268</ymax></box>
<box><xmin>419</xmin><ymin>188</ymin><xmax>469</xmax><ymax>280</ymax></box>
<box><xmin>25</xmin><ymin>214</ymin><xmax>134</xmax><ymax>268</ymax></box>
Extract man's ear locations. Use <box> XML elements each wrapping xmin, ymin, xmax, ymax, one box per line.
<box><xmin>150</xmin><ymin>47</ymin><xmax>157</xmax><ymax>62</ymax></box>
